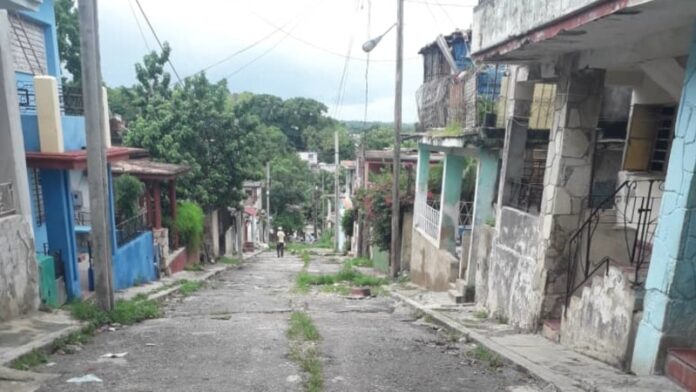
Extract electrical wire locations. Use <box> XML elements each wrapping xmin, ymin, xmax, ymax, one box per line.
<box><xmin>250</xmin><ymin>10</ymin><xmax>418</xmax><ymax>64</ymax></box>
<box><xmin>404</xmin><ymin>0</ymin><xmax>477</xmax><ymax>7</ymax></box>
<box><xmin>127</xmin><ymin>0</ymin><xmax>151</xmax><ymax>53</ymax></box>
<box><xmin>134</xmin><ymin>0</ymin><xmax>183</xmax><ymax>84</ymax></box>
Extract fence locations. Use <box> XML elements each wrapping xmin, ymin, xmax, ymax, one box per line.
<box><xmin>507</xmin><ymin>181</ymin><xmax>543</xmax><ymax>214</ymax></box>
<box><xmin>62</xmin><ymin>85</ymin><xmax>83</xmax><ymax>116</ymax></box>
<box><xmin>0</xmin><ymin>182</ymin><xmax>16</xmax><ymax>217</ymax></box>
<box><xmin>74</xmin><ymin>210</ymin><xmax>90</xmax><ymax>226</ymax></box>
<box><xmin>116</xmin><ymin>212</ymin><xmax>148</xmax><ymax>247</ymax></box>
<box><xmin>415</xmin><ymin>200</ymin><xmax>441</xmax><ymax>240</ymax></box>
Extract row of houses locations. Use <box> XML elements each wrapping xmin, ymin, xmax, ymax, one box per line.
<box><xmin>0</xmin><ymin>0</ymin><xmax>264</xmax><ymax>324</ymax></box>
<box><xmin>386</xmin><ymin>0</ymin><xmax>696</xmax><ymax>388</ymax></box>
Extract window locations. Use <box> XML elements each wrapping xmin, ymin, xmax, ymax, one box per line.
<box><xmin>623</xmin><ymin>104</ymin><xmax>676</xmax><ymax>173</ymax></box>
<box><xmin>30</xmin><ymin>169</ymin><xmax>45</xmax><ymax>226</ymax></box>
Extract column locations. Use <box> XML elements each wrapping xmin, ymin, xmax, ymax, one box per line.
<box><xmin>413</xmin><ymin>144</ymin><xmax>431</xmax><ymax>226</ymax></box>
<box><xmin>42</xmin><ymin>170</ymin><xmax>80</xmax><ymax>300</ymax></box>
<box><xmin>169</xmin><ymin>180</ymin><xmax>178</xmax><ymax>248</ymax></box>
<box><xmin>152</xmin><ymin>181</ymin><xmax>162</xmax><ymax>229</ymax></box>
<box><xmin>0</xmin><ymin>11</ymin><xmax>32</xmax><ymax>220</ymax></box>
<box><xmin>463</xmin><ymin>149</ymin><xmax>500</xmax><ymax>290</ymax></box>
<box><xmin>539</xmin><ymin>55</ymin><xmax>605</xmax><ymax>319</ymax></box>
<box><xmin>632</xmin><ymin>24</ymin><xmax>696</xmax><ymax>375</ymax></box>
<box><xmin>496</xmin><ymin>66</ymin><xmax>534</xmax><ymax>221</ymax></box>
<box><xmin>438</xmin><ymin>153</ymin><xmax>465</xmax><ymax>253</ymax></box>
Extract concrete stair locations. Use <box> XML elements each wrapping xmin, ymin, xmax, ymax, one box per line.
<box><xmin>448</xmin><ymin>279</ymin><xmax>474</xmax><ymax>304</ymax></box>
<box><xmin>541</xmin><ymin>319</ymin><xmax>561</xmax><ymax>343</ymax></box>
<box><xmin>665</xmin><ymin>348</ymin><xmax>696</xmax><ymax>391</ymax></box>
<box><xmin>448</xmin><ymin>282</ymin><xmax>464</xmax><ymax>304</ymax></box>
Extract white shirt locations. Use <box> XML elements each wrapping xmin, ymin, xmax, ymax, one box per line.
<box><xmin>277</xmin><ymin>231</ymin><xmax>286</xmax><ymax>244</ymax></box>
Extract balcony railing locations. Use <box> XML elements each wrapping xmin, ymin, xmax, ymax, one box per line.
<box><xmin>62</xmin><ymin>85</ymin><xmax>83</xmax><ymax>116</ymax></box>
<box><xmin>0</xmin><ymin>182</ymin><xmax>17</xmax><ymax>217</ymax></box>
<box><xmin>116</xmin><ymin>212</ymin><xmax>148</xmax><ymax>247</ymax></box>
<box><xmin>415</xmin><ymin>200</ymin><xmax>441</xmax><ymax>240</ymax></box>
<box><xmin>74</xmin><ymin>210</ymin><xmax>90</xmax><ymax>226</ymax></box>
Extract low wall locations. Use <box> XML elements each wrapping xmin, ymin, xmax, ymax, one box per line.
<box><xmin>0</xmin><ymin>215</ymin><xmax>39</xmax><ymax>322</ymax></box>
<box><xmin>561</xmin><ymin>265</ymin><xmax>640</xmax><ymax>369</ymax></box>
<box><xmin>410</xmin><ymin>228</ymin><xmax>458</xmax><ymax>291</ymax></box>
<box><xmin>486</xmin><ymin>207</ymin><xmax>544</xmax><ymax>330</ymax></box>
<box><xmin>167</xmin><ymin>247</ymin><xmax>187</xmax><ymax>274</ymax></box>
<box><xmin>474</xmin><ymin>225</ymin><xmax>495</xmax><ymax>308</ymax></box>
<box><xmin>113</xmin><ymin>231</ymin><xmax>156</xmax><ymax>290</ymax></box>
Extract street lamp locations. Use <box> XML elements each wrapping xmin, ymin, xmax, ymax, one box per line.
<box><xmin>362</xmin><ymin>0</ymin><xmax>403</xmax><ymax>278</ymax></box>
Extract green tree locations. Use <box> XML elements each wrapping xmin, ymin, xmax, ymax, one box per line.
<box><xmin>124</xmin><ymin>46</ymin><xmax>260</xmax><ymax>212</ymax></box>
<box><xmin>114</xmin><ymin>174</ymin><xmax>144</xmax><ymax>222</ymax></box>
<box><xmin>269</xmin><ymin>154</ymin><xmax>315</xmax><ymax>233</ymax></box>
<box><xmin>55</xmin><ymin>0</ymin><xmax>81</xmax><ymax>85</ymax></box>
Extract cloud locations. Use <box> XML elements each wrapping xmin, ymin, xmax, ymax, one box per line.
<box><xmin>98</xmin><ymin>0</ymin><xmax>474</xmax><ymax>121</ymax></box>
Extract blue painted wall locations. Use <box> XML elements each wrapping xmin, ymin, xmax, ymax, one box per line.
<box><xmin>112</xmin><ymin>232</ymin><xmax>156</xmax><ymax>291</ymax></box>
<box><xmin>632</xmin><ymin>21</ymin><xmax>696</xmax><ymax>375</ymax></box>
<box><xmin>41</xmin><ymin>169</ymin><xmax>80</xmax><ymax>300</ymax></box>
<box><xmin>21</xmin><ymin>115</ymin><xmax>86</xmax><ymax>152</ymax></box>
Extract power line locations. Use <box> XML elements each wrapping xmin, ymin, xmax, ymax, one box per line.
<box><xmin>222</xmin><ymin>31</ymin><xmax>295</xmax><ymax>79</ymax></box>
<box><xmin>432</xmin><ymin>0</ymin><xmax>458</xmax><ymax>27</ymax></box>
<box><xmin>404</xmin><ymin>0</ymin><xmax>477</xmax><ymax>7</ymax></box>
<box><xmin>127</xmin><ymin>0</ymin><xmax>151</xmax><ymax>53</ymax></box>
<box><xmin>133</xmin><ymin>0</ymin><xmax>183</xmax><ymax>84</ymax></box>
<box><xmin>250</xmin><ymin>11</ymin><xmax>418</xmax><ymax>64</ymax></box>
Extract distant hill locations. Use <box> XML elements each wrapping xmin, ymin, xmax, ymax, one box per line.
<box><xmin>342</xmin><ymin>120</ymin><xmax>417</xmax><ymax>134</ymax></box>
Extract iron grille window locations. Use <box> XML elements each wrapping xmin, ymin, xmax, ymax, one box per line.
<box><xmin>649</xmin><ymin>106</ymin><xmax>676</xmax><ymax>173</ymax></box>
<box><xmin>30</xmin><ymin>169</ymin><xmax>45</xmax><ymax>226</ymax></box>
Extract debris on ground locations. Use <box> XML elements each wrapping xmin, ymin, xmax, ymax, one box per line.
<box><xmin>100</xmin><ymin>352</ymin><xmax>128</xmax><ymax>358</ymax></box>
<box><xmin>66</xmin><ymin>374</ymin><xmax>102</xmax><ymax>384</ymax></box>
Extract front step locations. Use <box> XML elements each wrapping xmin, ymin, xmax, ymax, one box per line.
<box><xmin>448</xmin><ymin>289</ymin><xmax>464</xmax><ymax>304</ymax></box>
<box><xmin>541</xmin><ymin>319</ymin><xmax>560</xmax><ymax>343</ymax></box>
<box><xmin>666</xmin><ymin>348</ymin><xmax>696</xmax><ymax>391</ymax></box>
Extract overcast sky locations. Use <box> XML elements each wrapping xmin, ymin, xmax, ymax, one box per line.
<box><xmin>98</xmin><ymin>0</ymin><xmax>475</xmax><ymax>122</ymax></box>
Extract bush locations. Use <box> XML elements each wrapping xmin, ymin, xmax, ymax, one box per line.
<box><xmin>114</xmin><ymin>174</ymin><xmax>145</xmax><ymax>222</ymax></box>
<box><xmin>175</xmin><ymin>201</ymin><xmax>204</xmax><ymax>251</ymax></box>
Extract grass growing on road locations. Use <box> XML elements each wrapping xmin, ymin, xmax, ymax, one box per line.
<box><xmin>68</xmin><ymin>294</ymin><xmax>161</xmax><ymax>327</ymax></box>
<box><xmin>11</xmin><ymin>349</ymin><xmax>48</xmax><ymax>370</ymax></box>
<box><xmin>345</xmin><ymin>257</ymin><xmax>373</xmax><ymax>268</ymax></box>
<box><xmin>468</xmin><ymin>345</ymin><xmax>503</xmax><ymax>368</ymax></box>
<box><xmin>178</xmin><ymin>279</ymin><xmax>203</xmax><ymax>296</ymax></box>
<box><xmin>287</xmin><ymin>311</ymin><xmax>323</xmax><ymax>392</ymax></box>
<box><xmin>296</xmin><ymin>265</ymin><xmax>388</xmax><ymax>293</ymax></box>
<box><xmin>219</xmin><ymin>256</ymin><xmax>241</xmax><ymax>265</ymax></box>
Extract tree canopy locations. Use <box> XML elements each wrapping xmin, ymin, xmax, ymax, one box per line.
<box><xmin>55</xmin><ymin>0</ymin><xmax>81</xmax><ymax>86</ymax></box>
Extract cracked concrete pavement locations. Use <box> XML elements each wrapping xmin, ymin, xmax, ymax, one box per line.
<box><xmin>33</xmin><ymin>251</ymin><xmax>545</xmax><ymax>391</ymax></box>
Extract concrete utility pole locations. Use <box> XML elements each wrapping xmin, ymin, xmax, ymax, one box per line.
<box><xmin>78</xmin><ymin>0</ymin><xmax>113</xmax><ymax>310</ymax></box>
<box><xmin>390</xmin><ymin>0</ymin><xmax>404</xmax><ymax>278</ymax></box>
<box><xmin>334</xmin><ymin>130</ymin><xmax>340</xmax><ymax>252</ymax></box>
<box><xmin>265</xmin><ymin>161</ymin><xmax>270</xmax><ymax>243</ymax></box>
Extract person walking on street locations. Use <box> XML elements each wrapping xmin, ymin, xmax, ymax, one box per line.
<box><xmin>276</xmin><ymin>226</ymin><xmax>286</xmax><ymax>258</ymax></box>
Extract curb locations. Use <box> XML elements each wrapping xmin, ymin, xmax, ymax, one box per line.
<box><xmin>387</xmin><ymin>288</ymin><xmax>581</xmax><ymax>392</ymax></box>
<box><xmin>0</xmin><ymin>317</ymin><xmax>83</xmax><ymax>367</ymax></box>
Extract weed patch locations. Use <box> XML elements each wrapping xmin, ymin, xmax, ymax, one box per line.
<box><xmin>68</xmin><ymin>295</ymin><xmax>160</xmax><ymax>327</ymax></box>
<box><xmin>468</xmin><ymin>345</ymin><xmax>503</xmax><ymax>368</ymax></box>
<box><xmin>473</xmin><ymin>310</ymin><xmax>488</xmax><ymax>319</ymax></box>
<box><xmin>287</xmin><ymin>311</ymin><xmax>323</xmax><ymax>392</ymax></box>
<box><xmin>295</xmin><ymin>265</ymin><xmax>388</xmax><ymax>293</ymax></box>
<box><xmin>178</xmin><ymin>279</ymin><xmax>203</xmax><ymax>296</ymax></box>
<box><xmin>219</xmin><ymin>256</ymin><xmax>241</xmax><ymax>266</ymax></box>
<box><xmin>345</xmin><ymin>257</ymin><xmax>373</xmax><ymax>268</ymax></box>
<box><xmin>11</xmin><ymin>349</ymin><xmax>48</xmax><ymax>370</ymax></box>
<box><xmin>184</xmin><ymin>263</ymin><xmax>204</xmax><ymax>272</ymax></box>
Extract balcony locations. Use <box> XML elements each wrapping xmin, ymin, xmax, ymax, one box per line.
<box><xmin>0</xmin><ymin>182</ymin><xmax>16</xmax><ymax>217</ymax></box>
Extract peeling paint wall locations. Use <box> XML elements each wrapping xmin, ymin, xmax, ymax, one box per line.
<box><xmin>0</xmin><ymin>214</ymin><xmax>39</xmax><ymax>322</ymax></box>
<box><xmin>485</xmin><ymin>207</ymin><xmax>545</xmax><ymax>330</ymax></box>
<box><xmin>561</xmin><ymin>266</ymin><xmax>639</xmax><ymax>369</ymax></box>
<box><xmin>411</xmin><ymin>228</ymin><xmax>457</xmax><ymax>291</ymax></box>
<box><xmin>473</xmin><ymin>0</ymin><xmax>603</xmax><ymax>53</ymax></box>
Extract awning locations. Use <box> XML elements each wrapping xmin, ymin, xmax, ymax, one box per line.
<box><xmin>25</xmin><ymin>147</ymin><xmax>131</xmax><ymax>170</ymax></box>
<box><xmin>111</xmin><ymin>159</ymin><xmax>191</xmax><ymax>181</ymax></box>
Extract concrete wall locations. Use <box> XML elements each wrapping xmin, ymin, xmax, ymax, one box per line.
<box><xmin>472</xmin><ymin>0</ymin><xmax>602</xmax><ymax>53</ymax></box>
<box><xmin>486</xmin><ymin>207</ymin><xmax>544</xmax><ymax>330</ymax></box>
<box><xmin>112</xmin><ymin>231</ymin><xmax>156</xmax><ymax>290</ymax></box>
<box><xmin>562</xmin><ymin>266</ymin><xmax>639</xmax><ymax>369</ymax></box>
<box><xmin>474</xmin><ymin>225</ymin><xmax>495</xmax><ymax>308</ymax></box>
<box><xmin>400</xmin><ymin>211</ymin><xmax>413</xmax><ymax>272</ymax></box>
<box><xmin>411</xmin><ymin>228</ymin><xmax>458</xmax><ymax>291</ymax></box>
<box><xmin>0</xmin><ymin>214</ymin><xmax>39</xmax><ymax>321</ymax></box>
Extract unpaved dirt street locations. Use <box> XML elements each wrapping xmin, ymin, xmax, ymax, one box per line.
<box><xmin>36</xmin><ymin>251</ymin><xmax>544</xmax><ymax>392</ymax></box>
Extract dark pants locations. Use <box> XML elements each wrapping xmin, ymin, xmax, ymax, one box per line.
<box><xmin>276</xmin><ymin>243</ymin><xmax>284</xmax><ymax>258</ymax></box>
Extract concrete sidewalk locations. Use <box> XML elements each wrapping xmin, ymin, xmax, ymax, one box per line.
<box><xmin>0</xmin><ymin>250</ymin><xmax>264</xmax><ymax>370</ymax></box>
<box><xmin>388</xmin><ymin>284</ymin><xmax>682</xmax><ymax>392</ymax></box>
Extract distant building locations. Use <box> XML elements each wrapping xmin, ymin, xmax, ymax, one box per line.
<box><xmin>297</xmin><ymin>151</ymin><xmax>318</xmax><ymax>166</ymax></box>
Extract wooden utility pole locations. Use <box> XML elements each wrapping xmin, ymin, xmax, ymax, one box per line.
<box><xmin>390</xmin><ymin>0</ymin><xmax>404</xmax><ymax>278</ymax></box>
<box><xmin>266</xmin><ymin>161</ymin><xmax>271</xmax><ymax>243</ymax></box>
<box><xmin>334</xmin><ymin>130</ymin><xmax>340</xmax><ymax>252</ymax></box>
<box><xmin>78</xmin><ymin>0</ymin><xmax>113</xmax><ymax>310</ymax></box>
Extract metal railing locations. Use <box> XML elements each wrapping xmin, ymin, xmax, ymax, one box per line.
<box><xmin>415</xmin><ymin>200</ymin><xmax>441</xmax><ymax>240</ymax></box>
<box><xmin>0</xmin><ymin>182</ymin><xmax>16</xmax><ymax>217</ymax></box>
<box><xmin>459</xmin><ymin>201</ymin><xmax>473</xmax><ymax>227</ymax></box>
<box><xmin>507</xmin><ymin>181</ymin><xmax>543</xmax><ymax>214</ymax></box>
<box><xmin>564</xmin><ymin>179</ymin><xmax>664</xmax><ymax>311</ymax></box>
<box><xmin>74</xmin><ymin>210</ymin><xmax>90</xmax><ymax>226</ymax></box>
<box><xmin>62</xmin><ymin>86</ymin><xmax>83</xmax><ymax>116</ymax></box>
<box><xmin>116</xmin><ymin>212</ymin><xmax>149</xmax><ymax>247</ymax></box>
